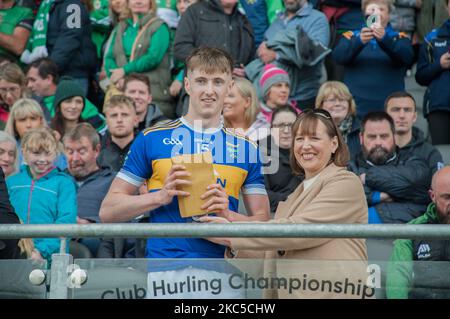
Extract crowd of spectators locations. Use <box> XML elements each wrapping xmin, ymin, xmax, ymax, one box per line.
<box><xmin>0</xmin><ymin>0</ymin><xmax>449</xmax><ymax>299</ymax></box>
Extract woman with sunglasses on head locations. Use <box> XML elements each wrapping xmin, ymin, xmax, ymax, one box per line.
<box><xmin>315</xmin><ymin>81</ymin><xmax>361</xmax><ymax>158</ymax></box>
<box><xmin>201</xmin><ymin>109</ymin><xmax>369</xmax><ymax>299</ymax></box>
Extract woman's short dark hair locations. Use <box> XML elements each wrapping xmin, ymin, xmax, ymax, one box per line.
<box><xmin>290</xmin><ymin>109</ymin><xmax>350</xmax><ymax>175</ymax></box>
<box><xmin>271</xmin><ymin>104</ymin><xmax>298</xmax><ymax>126</ymax></box>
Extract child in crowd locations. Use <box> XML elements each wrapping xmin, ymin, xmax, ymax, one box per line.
<box><xmin>6</xmin><ymin>127</ymin><xmax>77</xmax><ymax>263</ymax></box>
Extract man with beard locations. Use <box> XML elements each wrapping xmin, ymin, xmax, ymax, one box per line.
<box><xmin>349</xmin><ymin>111</ymin><xmax>431</xmax><ymax>224</ymax></box>
<box><xmin>98</xmin><ymin>95</ymin><xmax>138</xmax><ymax>172</ymax></box>
<box><xmin>387</xmin><ymin>166</ymin><xmax>450</xmax><ymax>299</ymax></box>
<box><xmin>63</xmin><ymin>123</ymin><xmax>115</xmax><ymax>256</ymax></box>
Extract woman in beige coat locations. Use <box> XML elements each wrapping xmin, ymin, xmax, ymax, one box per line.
<box><xmin>201</xmin><ymin>109</ymin><xmax>371</xmax><ymax>299</ymax></box>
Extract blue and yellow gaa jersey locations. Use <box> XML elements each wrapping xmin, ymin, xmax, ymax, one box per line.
<box><xmin>118</xmin><ymin>117</ymin><xmax>267</xmax><ymax>259</ymax></box>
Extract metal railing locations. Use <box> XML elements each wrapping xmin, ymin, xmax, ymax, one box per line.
<box><xmin>1</xmin><ymin>223</ymin><xmax>450</xmax><ymax>239</ymax></box>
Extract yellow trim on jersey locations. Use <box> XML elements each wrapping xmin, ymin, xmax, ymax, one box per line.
<box><xmin>222</xmin><ymin>127</ymin><xmax>258</xmax><ymax>149</ymax></box>
<box><xmin>343</xmin><ymin>31</ymin><xmax>353</xmax><ymax>40</ymax></box>
<box><xmin>147</xmin><ymin>159</ymin><xmax>248</xmax><ymax>199</ymax></box>
<box><xmin>142</xmin><ymin>119</ymin><xmax>182</xmax><ymax>135</ymax></box>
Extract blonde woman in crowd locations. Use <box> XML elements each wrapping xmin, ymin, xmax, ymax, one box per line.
<box><xmin>223</xmin><ymin>77</ymin><xmax>270</xmax><ymax>142</ymax></box>
<box><xmin>315</xmin><ymin>81</ymin><xmax>361</xmax><ymax>157</ymax></box>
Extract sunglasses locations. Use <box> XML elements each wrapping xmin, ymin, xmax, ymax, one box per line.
<box><xmin>298</xmin><ymin>109</ymin><xmax>332</xmax><ymax>120</ymax></box>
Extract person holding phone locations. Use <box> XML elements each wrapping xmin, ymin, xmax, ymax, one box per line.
<box><xmin>415</xmin><ymin>0</ymin><xmax>450</xmax><ymax>145</ymax></box>
<box><xmin>332</xmin><ymin>0</ymin><xmax>415</xmax><ymax>119</ymax></box>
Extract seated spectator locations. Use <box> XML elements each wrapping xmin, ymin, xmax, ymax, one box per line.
<box><xmin>0</xmin><ymin>63</ymin><xmax>29</xmax><ymax>128</ymax></box>
<box><xmin>51</xmin><ymin>77</ymin><xmax>106</xmax><ymax>137</ymax></box>
<box><xmin>173</xmin><ymin>0</ymin><xmax>254</xmax><ymax>75</ymax></box>
<box><xmin>223</xmin><ymin>77</ymin><xmax>270</xmax><ymax>142</ymax></box>
<box><xmin>20</xmin><ymin>0</ymin><xmax>97</xmax><ymax>94</ymax></box>
<box><xmin>201</xmin><ymin>109</ymin><xmax>369</xmax><ymax>299</ymax></box>
<box><xmin>415</xmin><ymin>1</ymin><xmax>450</xmax><ymax>145</ymax></box>
<box><xmin>387</xmin><ymin>166</ymin><xmax>450</xmax><ymax>299</ymax></box>
<box><xmin>246</xmin><ymin>0</ymin><xmax>330</xmax><ymax>109</ymax></box>
<box><xmin>260</xmin><ymin>105</ymin><xmax>303</xmax><ymax>214</ymax></box>
<box><xmin>239</xmin><ymin>0</ymin><xmax>284</xmax><ymax>48</ymax></box>
<box><xmin>332</xmin><ymin>0</ymin><xmax>415</xmax><ymax>118</ymax></box>
<box><xmin>4</xmin><ymin>98</ymin><xmax>55</xmax><ymax>167</ymax></box>
<box><xmin>98</xmin><ymin>0</ymin><xmax>128</xmax><ymax>88</ymax></box>
<box><xmin>0</xmin><ymin>166</ymin><xmax>20</xmax><ymax>259</ymax></box>
<box><xmin>98</xmin><ymin>95</ymin><xmax>138</xmax><ymax>172</ymax></box>
<box><xmin>0</xmin><ymin>131</ymin><xmax>18</xmax><ymax>177</ymax></box>
<box><xmin>385</xmin><ymin>91</ymin><xmax>443</xmax><ymax>175</ymax></box>
<box><xmin>63</xmin><ymin>123</ymin><xmax>116</xmax><ymax>256</ymax></box>
<box><xmin>6</xmin><ymin>127</ymin><xmax>77</xmax><ymax>263</ymax></box>
<box><xmin>258</xmin><ymin>64</ymin><xmax>294</xmax><ymax>123</ymax></box>
<box><xmin>0</xmin><ymin>0</ymin><xmax>33</xmax><ymax>63</ymax></box>
<box><xmin>26</xmin><ymin>58</ymin><xmax>106</xmax><ymax>130</ymax></box>
<box><xmin>316</xmin><ymin>81</ymin><xmax>361</xmax><ymax>158</ymax></box>
<box><xmin>104</xmin><ymin>0</ymin><xmax>174</xmax><ymax>118</ymax></box>
<box><xmin>123</xmin><ymin>73</ymin><xmax>167</xmax><ymax>131</ymax></box>
<box><xmin>349</xmin><ymin>111</ymin><xmax>431</xmax><ymax>224</ymax></box>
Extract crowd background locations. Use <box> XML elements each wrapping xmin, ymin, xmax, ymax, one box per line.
<box><xmin>0</xmin><ymin>0</ymin><xmax>449</xmax><ymax>298</ymax></box>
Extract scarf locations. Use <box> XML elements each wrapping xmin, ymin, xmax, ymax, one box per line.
<box><xmin>20</xmin><ymin>0</ymin><xmax>53</xmax><ymax>64</ymax></box>
<box><xmin>338</xmin><ymin>115</ymin><xmax>353</xmax><ymax>143</ymax></box>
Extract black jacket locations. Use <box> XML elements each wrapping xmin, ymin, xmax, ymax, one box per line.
<box><xmin>0</xmin><ymin>168</ymin><xmax>20</xmax><ymax>259</ymax></box>
<box><xmin>260</xmin><ymin>136</ymin><xmax>303</xmax><ymax>213</ymax></box>
<box><xmin>98</xmin><ymin>132</ymin><xmax>134</xmax><ymax>172</ymax></box>
<box><xmin>348</xmin><ymin>148</ymin><xmax>432</xmax><ymax>223</ymax></box>
<box><xmin>415</xmin><ymin>20</ymin><xmax>450</xmax><ymax>115</ymax></box>
<box><xmin>399</xmin><ymin>127</ymin><xmax>443</xmax><ymax>175</ymax></box>
<box><xmin>47</xmin><ymin>0</ymin><xmax>98</xmax><ymax>77</ymax></box>
<box><xmin>173</xmin><ymin>0</ymin><xmax>255</xmax><ymax>65</ymax></box>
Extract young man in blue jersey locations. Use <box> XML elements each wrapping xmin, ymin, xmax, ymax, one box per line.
<box><xmin>100</xmin><ymin>47</ymin><xmax>270</xmax><ymax>298</ymax></box>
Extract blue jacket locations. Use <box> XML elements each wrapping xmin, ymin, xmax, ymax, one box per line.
<box><xmin>6</xmin><ymin>166</ymin><xmax>77</xmax><ymax>260</ymax></box>
<box><xmin>264</xmin><ymin>3</ymin><xmax>330</xmax><ymax>101</ymax></box>
<box><xmin>47</xmin><ymin>0</ymin><xmax>98</xmax><ymax>77</ymax></box>
<box><xmin>332</xmin><ymin>25</ymin><xmax>415</xmax><ymax>118</ymax></box>
<box><xmin>415</xmin><ymin>20</ymin><xmax>450</xmax><ymax>116</ymax></box>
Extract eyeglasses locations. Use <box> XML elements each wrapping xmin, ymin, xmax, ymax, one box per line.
<box><xmin>323</xmin><ymin>98</ymin><xmax>348</xmax><ymax>104</ymax></box>
<box><xmin>0</xmin><ymin>86</ymin><xmax>20</xmax><ymax>95</ymax></box>
<box><xmin>271</xmin><ymin>122</ymin><xmax>294</xmax><ymax>130</ymax></box>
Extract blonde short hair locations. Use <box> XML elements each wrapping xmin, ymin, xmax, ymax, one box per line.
<box><xmin>361</xmin><ymin>0</ymin><xmax>394</xmax><ymax>13</ymax></box>
<box><xmin>315</xmin><ymin>81</ymin><xmax>357</xmax><ymax>117</ymax></box>
<box><xmin>104</xmin><ymin>94</ymin><xmax>136</xmax><ymax>113</ymax></box>
<box><xmin>224</xmin><ymin>77</ymin><xmax>260</xmax><ymax>128</ymax></box>
<box><xmin>5</xmin><ymin>98</ymin><xmax>46</xmax><ymax>139</ymax></box>
<box><xmin>21</xmin><ymin>127</ymin><xmax>61</xmax><ymax>156</ymax></box>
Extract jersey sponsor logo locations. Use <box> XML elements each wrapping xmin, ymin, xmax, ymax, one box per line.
<box><xmin>163</xmin><ymin>138</ymin><xmax>182</xmax><ymax>146</ymax></box>
<box><xmin>434</xmin><ymin>41</ymin><xmax>448</xmax><ymax>47</ymax></box>
<box><xmin>417</xmin><ymin>243</ymin><xmax>431</xmax><ymax>259</ymax></box>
